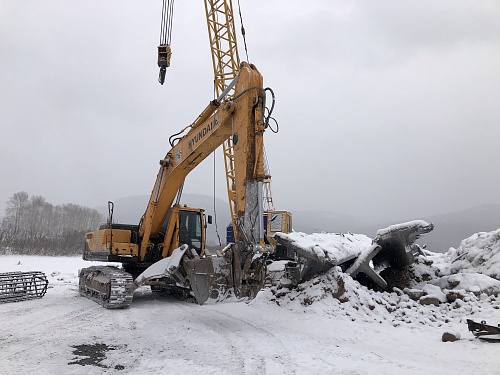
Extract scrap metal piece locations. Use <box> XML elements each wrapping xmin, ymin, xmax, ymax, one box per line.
<box><xmin>345</xmin><ymin>244</ymin><xmax>386</xmax><ymax>289</ymax></box>
<box><xmin>352</xmin><ymin>220</ymin><xmax>434</xmax><ymax>288</ymax></box>
<box><xmin>467</xmin><ymin>319</ymin><xmax>500</xmax><ymax>342</ymax></box>
<box><xmin>130</xmin><ymin>245</ymin><xmax>189</xmax><ymax>293</ymax></box>
<box><xmin>130</xmin><ymin>244</ymin><xmax>236</xmax><ymax>305</ymax></box>
<box><xmin>274</xmin><ymin>232</ymin><xmax>365</xmax><ymax>285</ymax></box>
<box><xmin>372</xmin><ymin>220</ymin><xmax>434</xmax><ymax>269</ymax></box>
<box><xmin>274</xmin><ymin>220</ymin><xmax>434</xmax><ymax>289</ymax></box>
<box><xmin>183</xmin><ymin>253</ymin><xmax>234</xmax><ymax>304</ymax></box>
<box><xmin>128</xmin><ymin>245</ymin><xmax>192</xmax><ymax>303</ymax></box>
<box><xmin>0</xmin><ymin>271</ymin><xmax>48</xmax><ymax>303</ymax></box>
<box><xmin>184</xmin><ymin>243</ymin><xmax>267</xmax><ymax>304</ymax></box>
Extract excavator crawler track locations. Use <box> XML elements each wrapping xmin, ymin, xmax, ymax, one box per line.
<box><xmin>79</xmin><ymin>266</ymin><xmax>134</xmax><ymax>309</ymax></box>
<box><xmin>0</xmin><ymin>271</ymin><xmax>48</xmax><ymax>303</ymax></box>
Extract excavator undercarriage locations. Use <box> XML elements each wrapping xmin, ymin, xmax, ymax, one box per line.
<box><xmin>79</xmin><ymin>240</ymin><xmax>269</xmax><ymax>308</ymax></box>
<box><xmin>78</xmin><ymin>243</ymin><xmax>267</xmax><ymax>307</ymax></box>
<box><xmin>78</xmin><ymin>266</ymin><xmax>134</xmax><ymax>309</ymax></box>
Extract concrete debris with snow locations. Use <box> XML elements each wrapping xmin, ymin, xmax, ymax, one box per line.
<box><xmin>273</xmin><ymin>231</ymin><xmax>372</xmax><ymax>265</ymax></box>
<box><xmin>374</xmin><ymin>220</ymin><xmax>434</xmax><ymax>238</ymax></box>
<box><xmin>275</xmin><ymin>220</ymin><xmax>435</xmax><ymax>290</ymax></box>
<box><xmin>447</xmin><ymin>229</ymin><xmax>500</xmax><ymax>279</ymax></box>
<box><xmin>1</xmin><ymin>228</ymin><xmax>500</xmax><ymax>374</ymax></box>
<box><xmin>260</xmin><ymin>260</ymin><xmax>498</xmax><ymax>327</ymax></box>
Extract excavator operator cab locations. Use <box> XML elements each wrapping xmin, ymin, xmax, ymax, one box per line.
<box><xmin>178</xmin><ymin>209</ymin><xmax>203</xmax><ymax>255</ymax></box>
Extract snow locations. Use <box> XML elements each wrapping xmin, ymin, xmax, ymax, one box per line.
<box><xmin>2</xmin><ymin>228</ymin><xmax>500</xmax><ymax>374</ymax></box>
<box><xmin>429</xmin><ymin>273</ymin><xmax>500</xmax><ymax>296</ymax></box>
<box><xmin>421</xmin><ymin>284</ymin><xmax>447</xmax><ymax>303</ymax></box>
<box><xmin>447</xmin><ymin>229</ymin><xmax>500</xmax><ymax>279</ymax></box>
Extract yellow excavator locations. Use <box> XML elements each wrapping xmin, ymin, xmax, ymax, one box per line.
<box><xmin>79</xmin><ymin>0</ymin><xmax>291</xmax><ymax>308</ymax></box>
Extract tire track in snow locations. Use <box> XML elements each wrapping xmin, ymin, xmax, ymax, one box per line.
<box><xmin>124</xmin><ymin>295</ymin><xmax>296</xmax><ymax>374</ymax></box>
<box><xmin>2</xmin><ymin>301</ymin><xmax>99</xmax><ymax>335</ymax></box>
<box><xmin>0</xmin><ymin>295</ymin><xmax>77</xmax><ymax>331</ymax></box>
<box><xmin>2</xmin><ymin>297</ymin><xmax>102</xmax><ymax>361</ymax></box>
<box><xmin>188</xmin><ymin>305</ymin><xmax>297</xmax><ymax>375</ymax></box>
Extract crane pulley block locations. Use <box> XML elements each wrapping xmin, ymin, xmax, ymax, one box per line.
<box><xmin>157</xmin><ymin>44</ymin><xmax>172</xmax><ymax>85</ymax></box>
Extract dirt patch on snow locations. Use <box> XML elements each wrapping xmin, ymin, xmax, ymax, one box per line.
<box><xmin>69</xmin><ymin>343</ymin><xmax>125</xmax><ymax>370</ymax></box>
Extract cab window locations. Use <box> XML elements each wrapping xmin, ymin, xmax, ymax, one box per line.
<box><xmin>178</xmin><ymin>210</ymin><xmax>202</xmax><ymax>254</ymax></box>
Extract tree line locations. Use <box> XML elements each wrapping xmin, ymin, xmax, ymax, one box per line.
<box><xmin>0</xmin><ymin>192</ymin><xmax>103</xmax><ymax>255</ymax></box>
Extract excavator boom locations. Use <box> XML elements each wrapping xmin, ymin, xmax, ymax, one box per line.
<box><xmin>140</xmin><ymin>61</ymin><xmax>268</xmax><ymax>258</ymax></box>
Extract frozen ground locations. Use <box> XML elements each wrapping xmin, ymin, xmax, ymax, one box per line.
<box><xmin>1</xmin><ymin>230</ymin><xmax>500</xmax><ymax>375</ymax></box>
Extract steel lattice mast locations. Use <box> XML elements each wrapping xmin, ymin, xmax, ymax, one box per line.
<box><xmin>203</xmin><ymin>0</ymin><xmax>274</xmax><ymax>230</ymax></box>
<box><xmin>204</xmin><ymin>0</ymin><xmax>241</xmax><ymax>227</ymax></box>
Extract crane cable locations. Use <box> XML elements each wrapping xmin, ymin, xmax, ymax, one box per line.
<box><xmin>159</xmin><ymin>0</ymin><xmax>174</xmax><ymax>45</ymax></box>
<box><xmin>158</xmin><ymin>0</ymin><xmax>175</xmax><ymax>84</ymax></box>
<box><xmin>213</xmin><ymin>151</ymin><xmax>222</xmax><ymax>248</ymax></box>
<box><xmin>237</xmin><ymin>0</ymin><xmax>250</xmax><ymax>63</ymax></box>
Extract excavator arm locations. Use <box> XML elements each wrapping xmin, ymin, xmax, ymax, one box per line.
<box><xmin>139</xmin><ymin>62</ymin><xmax>268</xmax><ymax>261</ymax></box>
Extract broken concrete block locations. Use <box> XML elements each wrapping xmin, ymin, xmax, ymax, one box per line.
<box><xmin>419</xmin><ymin>296</ymin><xmax>441</xmax><ymax>306</ymax></box>
<box><xmin>404</xmin><ymin>288</ymin><xmax>425</xmax><ymax>301</ymax></box>
<box><xmin>442</xmin><ymin>331</ymin><xmax>461</xmax><ymax>342</ymax></box>
<box><xmin>445</xmin><ymin>290</ymin><xmax>467</xmax><ymax>302</ymax></box>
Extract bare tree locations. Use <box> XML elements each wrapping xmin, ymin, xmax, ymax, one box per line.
<box><xmin>0</xmin><ymin>192</ymin><xmax>103</xmax><ymax>255</ymax></box>
<box><xmin>4</xmin><ymin>191</ymin><xmax>29</xmax><ymax>236</ymax></box>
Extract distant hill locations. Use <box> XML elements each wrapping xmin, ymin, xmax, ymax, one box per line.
<box><xmin>412</xmin><ymin>204</ymin><xmax>500</xmax><ymax>252</ymax></box>
<box><xmin>290</xmin><ymin>210</ymin><xmax>368</xmax><ymax>234</ymax></box>
<box><xmin>97</xmin><ymin>197</ymin><xmax>500</xmax><ymax>253</ymax></box>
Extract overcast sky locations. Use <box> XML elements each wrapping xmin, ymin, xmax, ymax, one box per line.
<box><xmin>1</xmin><ymin>1</ymin><xmax>500</xmax><ymax>223</ymax></box>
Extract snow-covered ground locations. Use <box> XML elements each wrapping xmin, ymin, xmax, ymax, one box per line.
<box><xmin>1</xmin><ymin>230</ymin><xmax>500</xmax><ymax>375</ymax></box>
